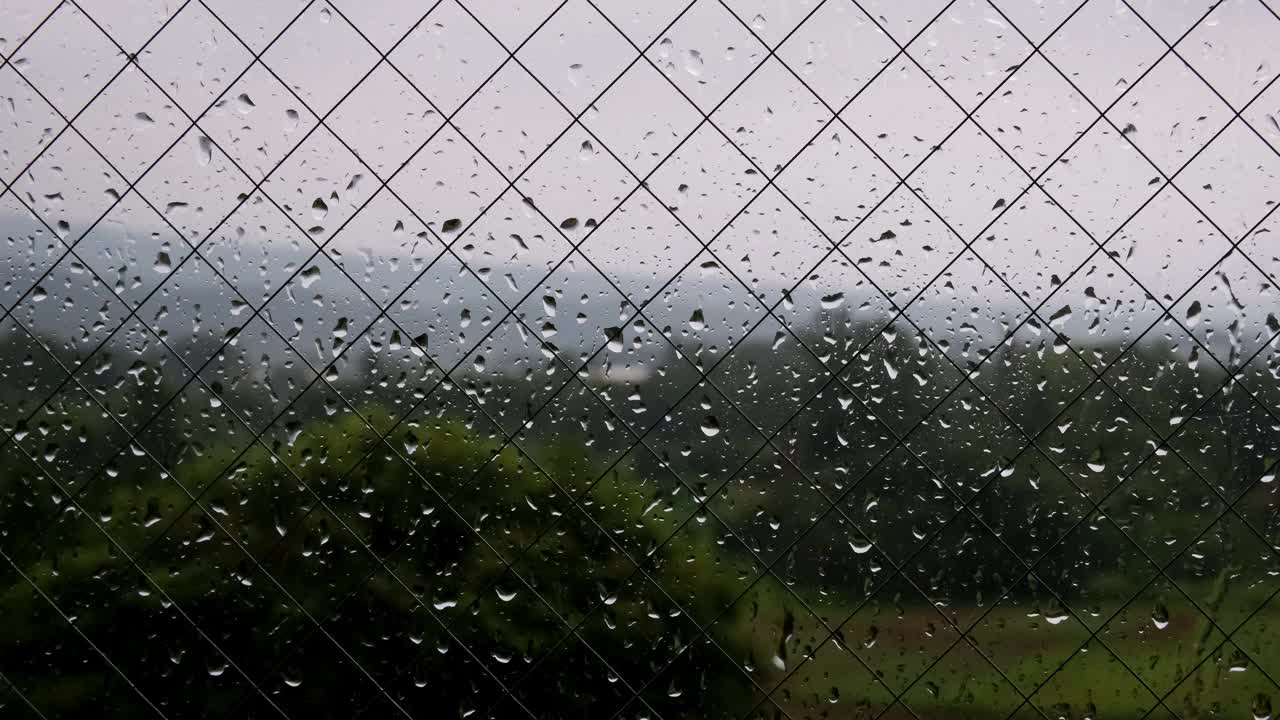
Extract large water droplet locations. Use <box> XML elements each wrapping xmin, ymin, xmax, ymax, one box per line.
<box><xmin>700</xmin><ymin>416</ymin><xmax>720</xmax><ymax>437</ymax></box>
<box><xmin>1151</xmin><ymin>604</ymin><xmax>1169</xmax><ymax>630</ymax></box>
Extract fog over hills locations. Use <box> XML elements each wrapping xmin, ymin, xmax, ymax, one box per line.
<box><xmin>1</xmin><ymin>189</ymin><xmax>1275</xmax><ymax>386</ymax></box>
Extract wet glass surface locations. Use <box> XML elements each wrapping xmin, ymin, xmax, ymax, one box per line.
<box><xmin>2</xmin><ymin>1</ymin><xmax>1280</xmax><ymax>718</ymax></box>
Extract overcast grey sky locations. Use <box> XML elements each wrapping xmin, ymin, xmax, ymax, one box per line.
<box><xmin>2</xmin><ymin>0</ymin><xmax>1278</xmax><ymax>351</ymax></box>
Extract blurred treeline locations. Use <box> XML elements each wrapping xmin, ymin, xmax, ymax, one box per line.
<box><xmin>0</xmin><ymin>291</ymin><xmax>1277</xmax><ymax>719</ymax></box>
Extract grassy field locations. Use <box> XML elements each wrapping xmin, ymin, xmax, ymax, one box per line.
<box><xmin>711</xmin><ymin>577</ymin><xmax>1280</xmax><ymax>720</ymax></box>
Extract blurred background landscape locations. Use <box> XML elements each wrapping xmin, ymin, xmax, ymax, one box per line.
<box><xmin>4</xmin><ymin>0</ymin><xmax>1280</xmax><ymax>718</ymax></box>
<box><xmin>1</xmin><ymin>209</ymin><xmax>1279</xmax><ymax>719</ymax></box>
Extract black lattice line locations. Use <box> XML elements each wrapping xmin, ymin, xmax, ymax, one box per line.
<box><xmin>0</xmin><ymin>44</ymin><xmax>490</xmax><ymax>717</ymax></box>
<box><xmin>172</xmin><ymin>0</ymin><xmax>687</xmax><ymax>576</ymax></box>
<box><xmin>734</xmin><ymin>179</ymin><xmax>1280</xmax><ymax>720</ymax></box>
<box><xmin>0</xmin><ymin>667</ymin><xmax>50</xmax><ymax>720</ymax></box>
<box><xmin>8</xmin><ymin>4</ymin><xmax>571</xmax><ymax>717</ymax></box>
<box><xmin>738</xmin><ymin>259</ymin><xmax>1280</xmax><ymax>720</ymax></box>
<box><xmin>0</xmin><ymin>547</ymin><xmax>174</xmax><ymax>720</ymax></box>
<box><xmin>460</xmin><ymin>0</ymin><xmax>1172</xmax><ymax>707</ymax></box>
<box><xmin>57</xmin><ymin>0</ymin><xmax>460</xmax><ymax>505</ymax></box>
<box><xmin>227</xmin><ymin>5</ymin><xmax>1249</xmax><ymax>717</ymax></box>
<box><xmin>0</xmin><ymin>1</ymin><xmax>138</xmax><ymax>192</ymax></box>
<box><xmin>1104</xmin><ymin>0</ymin><xmax>1280</xmax><ymax>371</ymax></box>
<box><xmin>1</xmin><ymin>33</ymin><xmax>444</xmax><ymax>713</ymax></box>
<box><xmin>150</xmin><ymin>2</ymin><xmax>831</xmax><ymax>717</ymax></box>
<box><xmin>302</xmin><ymin>0</ymin><xmax>1059</xmax><ymax>707</ymax></box>
<box><xmin>0</xmin><ymin>0</ymin><xmax>336</xmax><ymax>559</ymax></box>
<box><xmin>1140</xmin><ymin>0</ymin><xmax>1280</xmax><ymax>166</ymax></box>
<box><xmin>431</xmin><ymin>8</ymin><xmax>984</xmax><ymax>715</ymax></box>
<box><xmin>983</xmin><ymin>348</ymin><xmax>1280</xmax><ymax>720</ymax></box>
<box><xmin>5</xmin><ymin>1</ymin><xmax>1274</xmax><ymax>717</ymax></box>
<box><xmin>863</xmin><ymin>175</ymin><xmax>1280</xmax><ymax>720</ymax></box>
<box><xmin>326</xmin><ymin>2</ymin><xmax>912</xmax><ymax>716</ymax></box>
<box><xmin>829</xmin><ymin>0</ymin><xmax>1280</xmax><ymax>702</ymax></box>
<box><xmin>0</xmin><ymin>253</ymin><xmax>533</xmax><ymax>720</ymax></box>
<box><xmin>1137</xmin><ymin>534</ymin><xmax>1280</xmax><ymax>720</ymax></box>
<box><xmin>965</xmin><ymin>0</ymin><xmax>1280</xmax><ymax>651</ymax></box>
<box><xmin>0</xmin><ymin>0</ymin><xmax>198</xmax><ymax>321</ymax></box>
<box><xmin>965</xmin><ymin>0</ymin><xmax>1280</xmax><ymax>694</ymax></box>
<box><xmin>184</xmin><ymin>1</ymin><xmax>912</xmax><ymax>700</ymax></box>
<box><xmin>985</xmin><ymin>0</ymin><xmax>1280</xmax><ymax>431</ymax></box>
<box><xmin>170</xmin><ymin>2</ymin><xmax>841</xmax><ymax>716</ymax></box>
<box><xmin>0</xmin><ymin>225</ymin><xmax>414</xmax><ymax>720</ymax></box>
<box><xmin>25</xmin><ymin>2</ymin><xmax>607</xmax><ymax>718</ymax></box>
<box><xmin>1</xmin><ymin>0</ymin><xmax>530</xmax><ymax>585</ymax></box>
<box><xmin>0</xmin><ymin>2</ymin><xmax>59</xmax><ymax>63</ymax></box>
<box><xmin>701</xmin><ymin>0</ymin><xmax>1178</xmax><ymax>709</ymax></box>
<box><xmin>0</xmin><ymin>0</ymin><xmax>376</xmax><ymax>588</ymax></box>
<box><xmin>220</xmin><ymin>0</ymin><xmax>1280</xmax><ymax>707</ymax></box>
<box><xmin>0</xmin><ymin>2</ymin><xmax>551</xmax><ymax>716</ymax></box>
<box><xmin>0</xmin><ymin>372</ymin><xmax>297</xmax><ymax>719</ymax></box>
<box><xmin>717</xmin><ymin>0</ymin><xmax>1280</xmax><ymax>713</ymax></box>
<box><xmin>7</xmin><ymin>2</ymin><xmax>1239</xmax><ymax>712</ymax></box>
<box><xmin>209</xmin><ymin>0</ymin><xmax>926</xmax><ymax>707</ymax></box>
<box><xmin>217</xmin><ymin>2</ymin><xmax>890</xmax><ymax>712</ymax></box>
<box><xmin>483</xmin><ymin>2</ymin><xmax>1120</xmax><ymax>715</ymax></box>
<box><xmin>555</xmin><ymin>3</ymin><xmax>1269</xmax><ymax>715</ymax></box>
<box><xmin>221</xmin><ymin>0</ymin><xmax>947</xmax><ymax>619</ymax></box>
<box><xmin>506</xmin><ymin>36</ymin><xmax>1162</xmax><ymax>720</ymax></box>
<box><xmin>0</xmin><ymin>1</ymin><xmax>74</xmax><ymax>192</ymax></box>
<box><xmin>0</xmin><ymin>8</ymin><xmax>983</xmax><ymax>717</ymax></box>
<box><xmin>81</xmin><ymin>0</ymin><xmax>537</xmax><ymax>580</ymax></box>
<box><xmin>337</xmin><ymin>7</ymin><xmax>853</xmax><ymax>719</ymax></box>
<box><xmin>599</xmin><ymin>0</ymin><xmax>1186</xmax><ymax>711</ymax></box>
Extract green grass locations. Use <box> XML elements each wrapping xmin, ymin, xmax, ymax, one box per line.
<box><xmin>710</xmin><ymin>579</ymin><xmax>1280</xmax><ymax>720</ymax></box>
